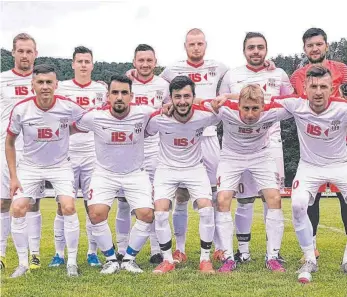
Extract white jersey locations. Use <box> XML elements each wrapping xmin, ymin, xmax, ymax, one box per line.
<box><xmin>146</xmin><ymin>105</ymin><xmax>220</xmax><ymax>168</ymax></box>
<box><xmin>74</xmin><ymin>105</ymin><xmax>153</xmax><ymax>174</ymax></box>
<box><xmin>132</xmin><ymin>76</ymin><xmax>170</xmax><ymax>157</ymax></box>
<box><xmin>273</xmin><ymin>96</ymin><xmax>347</xmax><ymax>166</ymax></box>
<box><xmin>219</xmin><ymin>65</ymin><xmax>294</xmax><ymax>144</ymax></box>
<box><xmin>56</xmin><ymin>79</ymin><xmax>107</xmax><ymax>156</ymax></box>
<box><xmin>160</xmin><ymin>59</ymin><xmax>229</xmax><ymax>136</ymax></box>
<box><xmin>0</xmin><ymin>69</ymin><xmax>35</xmax><ymax>151</ymax></box>
<box><xmin>205</xmin><ymin>101</ymin><xmax>292</xmax><ymax>156</ymax></box>
<box><xmin>7</xmin><ymin>95</ymin><xmax>85</xmax><ymax>167</ymax></box>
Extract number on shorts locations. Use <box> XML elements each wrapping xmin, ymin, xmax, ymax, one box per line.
<box><xmin>88</xmin><ymin>189</ymin><xmax>94</xmax><ymax>200</ymax></box>
<box><xmin>293</xmin><ymin>180</ymin><xmax>299</xmax><ymax>189</ymax></box>
<box><xmin>238</xmin><ymin>183</ymin><xmax>245</xmax><ymax>194</ymax></box>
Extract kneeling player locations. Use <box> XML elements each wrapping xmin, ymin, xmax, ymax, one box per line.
<box><xmin>146</xmin><ymin>76</ymin><xmax>219</xmax><ymax>274</ymax></box>
<box><xmin>72</xmin><ymin>74</ymin><xmax>154</xmax><ymax>274</ymax></box>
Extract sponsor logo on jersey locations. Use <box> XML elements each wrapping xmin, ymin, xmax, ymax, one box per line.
<box><xmin>306</xmin><ymin>123</ymin><xmax>329</xmax><ymax>138</ymax></box>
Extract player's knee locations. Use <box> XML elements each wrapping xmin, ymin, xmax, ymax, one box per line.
<box><xmin>135</xmin><ymin>208</ymin><xmax>154</xmax><ymax>223</ymax></box>
<box><xmin>28</xmin><ymin>199</ymin><xmax>40</xmax><ymax>212</ymax></box>
<box><xmin>60</xmin><ymin>202</ymin><xmax>76</xmax><ymax>216</ymax></box>
<box><xmin>291</xmin><ymin>197</ymin><xmax>308</xmax><ymax>220</ymax></box>
<box><xmin>88</xmin><ymin>206</ymin><xmax>108</xmax><ymax>224</ymax></box>
<box><xmin>0</xmin><ymin>199</ymin><xmax>12</xmax><ymax>212</ymax></box>
<box><xmin>196</xmin><ymin>198</ymin><xmax>213</xmax><ymax>209</ymax></box>
<box><xmin>263</xmin><ymin>191</ymin><xmax>281</xmax><ymax>209</ymax></box>
<box><xmin>11</xmin><ymin>199</ymin><xmax>29</xmax><ymax>217</ymax></box>
<box><xmin>217</xmin><ymin>191</ymin><xmax>233</xmax><ymax>212</ymax></box>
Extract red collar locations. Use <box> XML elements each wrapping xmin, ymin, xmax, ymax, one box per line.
<box><xmin>187</xmin><ymin>60</ymin><xmax>204</xmax><ymax>68</ymax></box>
<box><xmin>12</xmin><ymin>69</ymin><xmax>32</xmax><ymax>77</ymax></box>
<box><xmin>246</xmin><ymin>65</ymin><xmax>267</xmax><ymax>73</ymax></box>
<box><xmin>134</xmin><ymin>75</ymin><xmax>154</xmax><ymax>84</ymax></box>
<box><xmin>34</xmin><ymin>95</ymin><xmax>57</xmax><ymax>111</ymax></box>
<box><xmin>73</xmin><ymin>79</ymin><xmax>92</xmax><ymax>88</ymax></box>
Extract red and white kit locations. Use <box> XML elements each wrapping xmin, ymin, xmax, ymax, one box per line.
<box><xmin>57</xmin><ymin>79</ymin><xmax>107</xmax><ymax>199</ymax></box>
<box><xmin>220</xmin><ymin>65</ymin><xmax>294</xmax><ymax>196</ymax></box>
<box><xmin>161</xmin><ymin>60</ymin><xmax>229</xmax><ymax>185</ymax></box>
<box><xmin>208</xmin><ymin>100</ymin><xmax>292</xmax><ymax>195</ymax></box>
<box><xmin>7</xmin><ymin>95</ymin><xmax>85</xmax><ymax>201</ymax></box>
<box><xmin>74</xmin><ymin>105</ymin><xmax>154</xmax><ymax>211</ymax></box>
<box><xmin>273</xmin><ymin>96</ymin><xmax>347</xmax><ymax>203</ymax></box>
<box><xmin>146</xmin><ymin>105</ymin><xmax>220</xmax><ymax>207</ymax></box>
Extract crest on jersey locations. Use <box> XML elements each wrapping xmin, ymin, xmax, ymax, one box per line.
<box><xmin>134</xmin><ymin>122</ymin><xmax>143</xmax><ymax>134</ymax></box>
<box><xmin>267</xmin><ymin>78</ymin><xmax>276</xmax><ymax>88</ymax></box>
<box><xmin>208</xmin><ymin>67</ymin><xmax>217</xmax><ymax>77</ymax></box>
<box><xmin>195</xmin><ymin>127</ymin><xmax>204</xmax><ymax>137</ymax></box>
<box><xmin>95</xmin><ymin>92</ymin><xmax>104</xmax><ymax>103</ymax></box>
<box><xmin>156</xmin><ymin>90</ymin><xmax>164</xmax><ymax>101</ymax></box>
<box><xmin>59</xmin><ymin>118</ymin><xmax>69</xmax><ymax>129</ymax></box>
<box><xmin>331</xmin><ymin>120</ymin><xmax>341</xmax><ymax>131</ymax></box>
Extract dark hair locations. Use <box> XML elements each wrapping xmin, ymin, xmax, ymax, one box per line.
<box><xmin>302</xmin><ymin>28</ymin><xmax>327</xmax><ymax>45</ymax></box>
<box><xmin>108</xmin><ymin>74</ymin><xmax>132</xmax><ymax>91</ymax></box>
<box><xmin>134</xmin><ymin>44</ymin><xmax>155</xmax><ymax>57</ymax></box>
<box><xmin>169</xmin><ymin>76</ymin><xmax>195</xmax><ymax>96</ymax></box>
<box><xmin>73</xmin><ymin>46</ymin><xmax>93</xmax><ymax>60</ymax></box>
<box><xmin>340</xmin><ymin>83</ymin><xmax>347</xmax><ymax>97</ymax></box>
<box><xmin>33</xmin><ymin>64</ymin><xmax>56</xmax><ymax>76</ymax></box>
<box><xmin>243</xmin><ymin>32</ymin><xmax>267</xmax><ymax>51</ymax></box>
<box><xmin>305</xmin><ymin>65</ymin><xmax>331</xmax><ymax>79</ymax></box>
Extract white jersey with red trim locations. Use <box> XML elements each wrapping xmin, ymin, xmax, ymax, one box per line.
<box><xmin>56</xmin><ymin>79</ymin><xmax>107</xmax><ymax>156</ymax></box>
<box><xmin>219</xmin><ymin>65</ymin><xmax>294</xmax><ymax>144</ymax></box>
<box><xmin>74</xmin><ymin>105</ymin><xmax>153</xmax><ymax>174</ymax></box>
<box><xmin>0</xmin><ymin>69</ymin><xmax>35</xmax><ymax>151</ymax></box>
<box><xmin>7</xmin><ymin>95</ymin><xmax>85</xmax><ymax>167</ymax></box>
<box><xmin>206</xmin><ymin>101</ymin><xmax>292</xmax><ymax>155</ymax></box>
<box><xmin>273</xmin><ymin>96</ymin><xmax>347</xmax><ymax>166</ymax></box>
<box><xmin>160</xmin><ymin>59</ymin><xmax>229</xmax><ymax>136</ymax></box>
<box><xmin>132</xmin><ymin>76</ymin><xmax>170</xmax><ymax>157</ymax></box>
<box><xmin>146</xmin><ymin>105</ymin><xmax>220</xmax><ymax>168</ymax></box>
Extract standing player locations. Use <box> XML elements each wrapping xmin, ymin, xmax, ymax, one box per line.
<box><xmin>115</xmin><ymin>44</ymin><xmax>169</xmax><ymax>264</ymax></box>
<box><xmin>273</xmin><ymin>65</ymin><xmax>347</xmax><ymax>281</ymax></box>
<box><xmin>72</xmin><ymin>74</ymin><xmax>155</xmax><ymax>274</ymax></box>
<box><xmin>0</xmin><ymin>33</ymin><xmax>44</xmax><ymax>270</ymax></box>
<box><xmin>49</xmin><ymin>46</ymin><xmax>107</xmax><ymax>267</ymax></box>
<box><xmin>290</xmin><ymin>28</ymin><xmax>347</xmax><ymax>261</ymax></box>
<box><xmin>219</xmin><ymin>32</ymin><xmax>294</xmax><ymax>263</ymax></box>
<box><xmin>6</xmin><ymin>64</ymin><xmax>85</xmax><ymax>278</ymax></box>
<box><xmin>209</xmin><ymin>84</ymin><xmax>292</xmax><ymax>272</ymax></box>
<box><xmin>146</xmin><ymin>76</ymin><xmax>219</xmax><ymax>274</ymax></box>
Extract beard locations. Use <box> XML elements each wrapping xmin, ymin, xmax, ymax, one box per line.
<box><xmin>308</xmin><ymin>52</ymin><xmax>326</xmax><ymax>64</ymax></box>
<box><xmin>112</xmin><ymin>102</ymin><xmax>127</xmax><ymax>114</ymax></box>
<box><xmin>19</xmin><ymin>61</ymin><xmax>31</xmax><ymax>71</ymax></box>
<box><xmin>174</xmin><ymin>104</ymin><xmax>192</xmax><ymax>117</ymax></box>
<box><xmin>248</xmin><ymin>56</ymin><xmax>265</xmax><ymax>67</ymax></box>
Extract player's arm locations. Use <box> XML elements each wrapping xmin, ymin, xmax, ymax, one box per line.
<box><xmin>289</xmin><ymin>71</ymin><xmax>299</xmax><ymax>94</ymax></box>
<box><xmin>159</xmin><ymin>67</ymin><xmax>174</xmax><ymax>83</ymax></box>
<box><xmin>280</xmin><ymin>70</ymin><xmax>294</xmax><ymax>95</ymax></box>
<box><xmin>145</xmin><ymin>111</ymin><xmax>160</xmax><ymax>137</ymax></box>
<box><xmin>71</xmin><ymin>109</ymin><xmax>95</xmax><ymax>134</ymax></box>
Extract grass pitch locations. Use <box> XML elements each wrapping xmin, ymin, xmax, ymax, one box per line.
<box><xmin>1</xmin><ymin>198</ymin><xmax>346</xmax><ymax>297</ymax></box>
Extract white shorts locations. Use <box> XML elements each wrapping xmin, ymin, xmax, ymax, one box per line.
<box><xmin>88</xmin><ymin>165</ymin><xmax>153</xmax><ymax>212</ymax></box>
<box><xmin>201</xmin><ymin>135</ymin><xmax>220</xmax><ymax>186</ymax></box>
<box><xmin>235</xmin><ymin>143</ymin><xmax>284</xmax><ymax>198</ymax></box>
<box><xmin>153</xmin><ymin>163</ymin><xmax>212</xmax><ymax>209</ymax></box>
<box><xmin>70</xmin><ymin>154</ymin><xmax>95</xmax><ymax>200</ymax></box>
<box><xmin>13</xmin><ymin>158</ymin><xmax>75</xmax><ymax>203</ymax></box>
<box><xmin>217</xmin><ymin>149</ymin><xmax>280</xmax><ymax>195</ymax></box>
<box><xmin>292</xmin><ymin>161</ymin><xmax>347</xmax><ymax>206</ymax></box>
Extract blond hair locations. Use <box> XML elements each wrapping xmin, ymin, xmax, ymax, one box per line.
<box><xmin>239</xmin><ymin>84</ymin><xmax>264</xmax><ymax>104</ymax></box>
<box><xmin>13</xmin><ymin>33</ymin><xmax>36</xmax><ymax>50</ymax></box>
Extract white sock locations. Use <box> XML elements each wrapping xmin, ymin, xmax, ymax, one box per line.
<box><xmin>302</xmin><ymin>244</ymin><xmax>317</xmax><ymax>264</ymax></box>
<box><xmin>149</xmin><ymin>222</ymin><xmax>161</xmax><ymax>256</ymax></box>
<box><xmin>155</xmin><ymin>211</ymin><xmax>173</xmax><ymax>263</ymax></box>
<box><xmin>86</xmin><ymin>215</ymin><xmax>97</xmax><ymax>255</ymax></box>
<box><xmin>124</xmin><ymin>219</ymin><xmax>151</xmax><ymax>261</ymax></box>
<box><xmin>213</xmin><ymin>208</ymin><xmax>222</xmax><ymax>250</ymax></box>
<box><xmin>199</xmin><ymin>207</ymin><xmax>214</xmax><ymax>262</ymax></box>
<box><xmin>173</xmin><ymin>201</ymin><xmax>188</xmax><ymax>253</ymax></box>
<box><xmin>263</xmin><ymin>201</ymin><xmax>268</xmax><ymax>223</ymax></box>
<box><xmin>11</xmin><ymin>217</ymin><xmax>29</xmax><ymax>267</ymax></box>
<box><xmin>92</xmin><ymin>220</ymin><xmax>116</xmax><ymax>261</ymax></box>
<box><xmin>266</xmin><ymin>209</ymin><xmax>284</xmax><ymax>260</ymax></box>
<box><xmin>293</xmin><ymin>208</ymin><xmax>314</xmax><ymax>256</ymax></box>
<box><xmin>53</xmin><ymin>214</ymin><xmax>65</xmax><ymax>258</ymax></box>
<box><xmin>343</xmin><ymin>242</ymin><xmax>347</xmax><ymax>264</ymax></box>
<box><xmin>215</xmin><ymin>211</ymin><xmax>234</xmax><ymax>260</ymax></box>
<box><xmin>116</xmin><ymin>200</ymin><xmax>131</xmax><ymax>255</ymax></box>
<box><xmin>235</xmin><ymin>202</ymin><xmax>253</xmax><ymax>254</ymax></box>
<box><xmin>313</xmin><ymin>235</ymin><xmax>317</xmax><ymax>249</ymax></box>
<box><xmin>0</xmin><ymin>212</ymin><xmax>11</xmax><ymax>257</ymax></box>
<box><xmin>64</xmin><ymin>213</ymin><xmax>80</xmax><ymax>266</ymax></box>
<box><xmin>26</xmin><ymin>211</ymin><xmax>42</xmax><ymax>256</ymax></box>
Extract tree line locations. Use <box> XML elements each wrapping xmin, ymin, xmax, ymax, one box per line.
<box><xmin>1</xmin><ymin>38</ymin><xmax>346</xmax><ymax>186</ymax></box>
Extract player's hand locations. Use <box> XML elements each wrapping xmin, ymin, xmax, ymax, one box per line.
<box><xmin>214</xmin><ymin>94</ymin><xmax>229</xmax><ymax>108</ymax></box>
<box><xmin>10</xmin><ymin>177</ymin><xmax>22</xmax><ymax>199</ymax></box>
<box><xmin>161</xmin><ymin>102</ymin><xmax>174</xmax><ymax>116</ymax></box>
<box><xmin>125</xmin><ymin>69</ymin><xmax>137</xmax><ymax>81</ymax></box>
<box><xmin>210</xmin><ymin>99</ymin><xmax>221</xmax><ymax>113</ymax></box>
<box><xmin>264</xmin><ymin>60</ymin><xmax>276</xmax><ymax>70</ymax></box>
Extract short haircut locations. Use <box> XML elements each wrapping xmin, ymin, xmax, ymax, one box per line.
<box><xmin>169</xmin><ymin>75</ymin><xmax>195</xmax><ymax>96</ymax></box>
<box><xmin>305</xmin><ymin>65</ymin><xmax>332</xmax><ymax>79</ymax></box>
<box><xmin>340</xmin><ymin>83</ymin><xmax>347</xmax><ymax>97</ymax></box>
<box><xmin>33</xmin><ymin>64</ymin><xmax>56</xmax><ymax>76</ymax></box>
<box><xmin>239</xmin><ymin>84</ymin><xmax>264</xmax><ymax>104</ymax></box>
<box><xmin>243</xmin><ymin>32</ymin><xmax>267</xmax><ymax>51</ymax></box>
<box><xmin>302</xmin><ymin>28</ymin><xmax>327</xmax><ymax>45</ymax></box>
<box><xmin>13</xmin><ymin>33</ymin><xmax>36</xmax><ymax>50</ymax></box>
<box><xmin>185</xmin><ymin>28</ymin><xmax>205</xmax><ymax>42</ymax></box>
<box><xmin>134</xmin><ymin>44</ymin><xmax>155</xmax><ymax>57</ymax></box>
<box><xmin>73</xmin><ymin>46</ymin><xmax>93</xmax><ymax>60</ymax></box>
<box><xmin>108</xmin><ymin>74</ymin><xmax>132</xmax><ymax>92</ymax></box>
